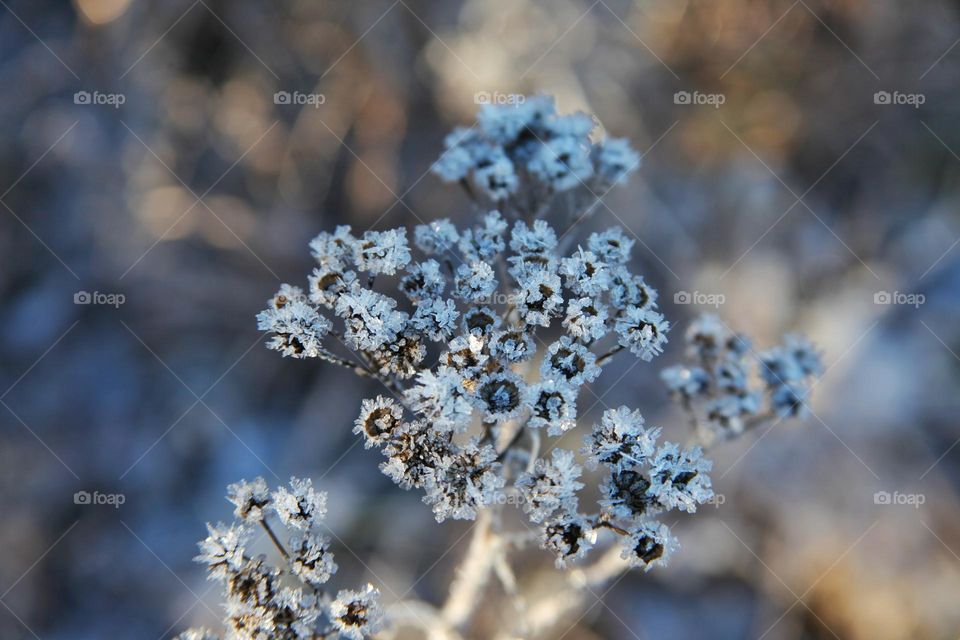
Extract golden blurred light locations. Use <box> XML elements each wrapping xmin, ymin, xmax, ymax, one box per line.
<box><xmin>347</xmin><ymin>150</ymin><xmax>398</xmax><ymax>215</ymax></box>
<box><xmin>138</xmin><ymin>186</ymin><xmax>197</xmax><ymax>240</ymax></box>
<box><xmin>199</xmin><ymin>195</ymin><xmax>256</xmax><ymax>249</ymax></box>
<box><xmin>73</xmin><ymin>0</ymin><xmax>130</xmax><ymax>25</ymax></box>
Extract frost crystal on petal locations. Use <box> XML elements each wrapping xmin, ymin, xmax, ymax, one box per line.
<box><xmin>453</xmin><ymin>261</ymin><xmax>498</xmax><ymax>302</ymax></box>
<box><xmin>309</xmin><ymin>225</ymin><xmax>356</xmax><ymax>270</ymax></box>
<box><xmin>560</xmin><ymin>248</ymin><xmax>610</xmax><ymax>297</ymax></box>
<box><xmin>195</xmin><ymin>523</ymin><xmax>250</xmax><ymax>580</ymax></box>
<box><xmin>473</xmin><ymin>370</ymin><xmax>526</xmax><ymax>423</ymax></box>
<box><xmin>410</xmin><ymin>297</ymin><xmax>459</xmax><ymax>341</ymax></box>
<box><xmin>414</xmin><ymin>219</ymin><xmax>460</xmax><ymax>256</ymax></box>
<box><xmin>587</xmin><ymin>227</ymin><xmax>634</xmax><ymax>264</ymax></box>
<box><xmin>647</xmin><ymin>443</ymin><xmax>713</xmax><ymax>513</ymax></box>
<box><xmin>592</xmin><ymin>138</ymin><xmax>641</xmax><ymax>186</ymax></box>
<box><xmin>288</xmin><ymin>532</ymin><xmax>337</xmax><ymax>587</ymax></box>
<box><xmin>563</xmin><ymin>297</ymin><xmax>609</xmax><ymax>341</ymax></box>
<box><xmin>515</xmin><ymin>270</ymin><xmax>564</xmax><ymax>327</ymax></box>
<box><xmin>399</xmin><ymin>259</ymin><xmax>446</xmax><ymax>302</ymax></box>
<box><xmin>541</xmin><ymin>511</ymin><xmax>595</xmax><ymax>568</ymax></box>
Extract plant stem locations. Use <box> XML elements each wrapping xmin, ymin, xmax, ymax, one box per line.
<box><xmin>596</xmin><ymin>344</ymin><xmax>625</xmax><ymax>366</ymax></box>
<box><xmin>441</xmin><ymin>509</ymin><xmax>495</xmax><ymax>630</ymax></box>
<box><xmin>261</xmin><ymin>520</ymin><xmax>289</xmax><ymax>559</ymax></box>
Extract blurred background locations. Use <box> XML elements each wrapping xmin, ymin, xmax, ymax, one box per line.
<box><xmin>1</xmin><ymin>0</ymin><xmax>959</xmax><ymax>638</ymax></box>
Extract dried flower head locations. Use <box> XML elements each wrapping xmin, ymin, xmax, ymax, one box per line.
<box><xmin>329</xmin><ymin>584</ymin><xmax>385</xmax><ymax>640</ymax></box>
<box><xmin>272</xmin><ymin>477</ymin><xmax>327</xmax><ymax>530</ymax></box>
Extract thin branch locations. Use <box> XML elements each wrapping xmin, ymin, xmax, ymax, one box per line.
<box><xmin>596</xmin><ymin>344</ymin><xmax>625</xmax><ymax>366</ymax></box>
<box><xmin>260</xmin><ymin>520</ymin><xmax>289</xmax><ymax>559</ymax></box>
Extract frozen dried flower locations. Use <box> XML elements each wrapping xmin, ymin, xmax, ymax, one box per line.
<box><xmin>515</xmin><ymin>449</ymin><xmax>584</xmax><ymax>523</ymax></box>
<box><xmin>288</xmin><ymin>532</ymin><xmax>337</xmax><ymax>587</ymax></box>
<box><xmin>257</xmin><ymin>292</ymin><xmax>332</xmax><ymax>359</ymax></box>
<box><xmin>472</xmin><ymin>370</ymin><xmax>526</xmax><ymax>423</ymax></box>
<box><xmin>584</xmin><ymin>406</ymin><xmax>659</xmax><ymax>470</ymax></box>
<box><xmin>272</xmin><ymin>477</ymin><xmax>327</xmax><ymax>530</ymax></box>
<box><xmin>226</xmin><ymin>477</ymin><xmax>271</xmax><ymax>523</ymax></box>
<box><xmin>354</xmin><ymin>396</ymin><xmax>405</xmax><ymax>447</ymax></box>
<box><xmin>423</xmin><ymin>441</ymin><xmax>504</xmax><ymax>522</ymax></box>
<box><xmin>563</xmin><ymin>297</ymin><xmax>609</xmax><ymax>342</ymax></box>
<box><xmin>541</xmin><ymin>511</ymin><xmax>595</xmax><ymax>568</ymax></box>
<box><xmin>329</xmin><ymin>584</ymin><xmax>384</xmax><ymax>640</ymax></box>
<box><xmin>414</xmin><ymin>219</ymin><xmax>460</xmax><ymax>256</ymax></box>
<box><xmin>525</xmin><ymin>379</ymin><xmax>578</xmax><ymax>435</ymax></box>
<box><xmin>621</xmin><ymin>521</ymin><xmax>677</xmax><ymax>571</ymax></box>
<box><xmin>615</xmin><ymin>306</ymin><xmax>669</xmax><ymax>361</ymax></box>
<box><xmin>541</xmin><ymin>336</ymin><xmax>601</xmax><ymax>387</ymax></box>
<box><xmin>353</xmin><ymin>228</ymin><xmax>411</xmax><ymax>275</ymax></box>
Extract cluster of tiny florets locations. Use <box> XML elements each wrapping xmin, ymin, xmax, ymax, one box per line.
<box><xmin>258</xmin><ymin>205</ymin><xmax>669</xmax><ymax>528</ymax></box>
<box><xmin>251</xmin><ymin>98</ymin><xmax>823</xmax><ymax>579</ymax></box>
<box><xmin>181</xmin><ymin>478</ymin><xmax>383</xmax><ymax>640</ymax></box>
<box><xmin>522</xmin><ymin>406</ymin><xmax>713</xmax><ymax>571</ymax></box>
<box><xmin>432</xmin><ymin>95</ymin><xmax>640</xmax><ymax>212</ymax></box>
<box><xmin>660</xmin><ymin>314</ymin><xmax>824</xmax><ymax>443</ymax></box>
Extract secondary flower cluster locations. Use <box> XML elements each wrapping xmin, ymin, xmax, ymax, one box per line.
<box><xmin>180</xmin><ymin>478</ymin><xmax>383</xmax><ymax>640</ymax></box>
<box><xmin>432</xmin><ymin>95</ymin><xmax>640</xmax><ymax>215</ymax></box>
<box><xmin>660</xmin><ymin>314</ymin><xmax>824</xmax><ymax>443</ymax></box>
<box><xmin>512</xmin><ymin>408</ymin><xmax>713</xmax><ymax>570</ymax></box>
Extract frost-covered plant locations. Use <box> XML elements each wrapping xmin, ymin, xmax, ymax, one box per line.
<box><xmin>661</xmin><ymin>314</ymin><xmax>823</xmax><ymax>445</ymax></box>
<box><xmin>190</xmin><ymin>96</ymin><xmax>823</xmax><ymax>638</ymax></box>
<box><xmin>180</xmin><ymin>477</ymin><xmax>384</xmax><ymax>640</ymax></box>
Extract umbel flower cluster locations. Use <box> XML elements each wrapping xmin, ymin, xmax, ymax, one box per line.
<box><xmin>179</xmin><ymin>477</ymin><xmax>383</xmax><ymax>640</ymax></box>
<box><xmin>661</xmin><ymin>314</ymin><xmax>824</xmax><ymax>446</ymax></box>
<box><xmin>183</xmin><ymin>96</ymin><xmax>826</xmax><ymax>638</ymax></box>
<box><xmin>252</xmin><ymin>98</ymin><xmax>822</xmax><ymax>573</ymax></box>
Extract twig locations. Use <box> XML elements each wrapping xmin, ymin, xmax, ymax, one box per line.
<box><xmin>260</xmin><ymin>520</ymin><xmax>289</xmax><ymax>559</ymax></box>
<box><xmin>595</xmin><ymin>344</ymin><xmax>625</xmax><ymax>366</ymax></box>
